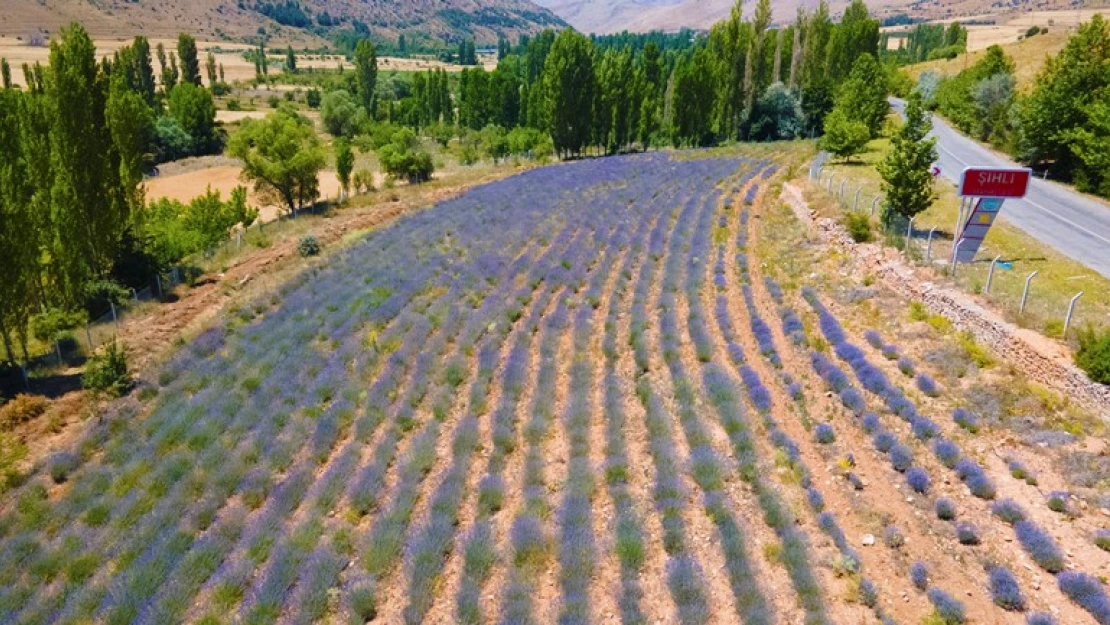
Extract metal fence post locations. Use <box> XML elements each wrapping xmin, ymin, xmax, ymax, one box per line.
<box><xmin>926</xmin><ymin>227</ymin><xmax>937</xmax><ymax>261</ymax></box>
<box><xmin>1020</xmin><ymin>271</ymin><xmax>1039</xmax><ymax>315</ymax></box>
<box><xmin>985</xmin><ymin>255</ymin><xmax>1002</xmax><ymax>293</ymax></box>
<box><xmin>905</xmin><ymin>216</ymin><xmax>916</xmax><ymax>253</ymax></box>
<box><xmin>85</xmin><ymin>321</ymin><xmax>94</xmax><ymax>352</ymax></box>
<box><xmin>1064</xmin><ymin>291</ymin><xmax>1084</xmax><ymax>337</ymax></box>
<box><xmin>110</xmin><ymin>301</ymin><xmax>117</xmax><ymax>323</ymax></box>
<box><xmin>954</xmin><ymin>197</ymin><xmax>968</xmax><ymax>242</ymax></box>
<box><xmin>854</xmin><ymin>185</ymin><xmax>864</xmax><ymax>212</ymax></box>
<box><xmin>871</xmin><ymin>196</ymin><xmax>880</xmax><ymax>216</ymax></box>
<box><xmin>156</xmin><ymin>274</ymin><xmax>163</xmax><ymax>299</ymax></box>
<box><xmin>951</xmin><ymin>238</ymin><xmax>965</xmax><ymax>276</ymax></box>
<box><xmin>838</xmin><ymin>179</ymin><xmax>847</xmax><ymax>200</ymax></box>
<box><xmin>827</xmin><ymin>174</ymin><xmax>834</xmax><ymax>192</ymax></box>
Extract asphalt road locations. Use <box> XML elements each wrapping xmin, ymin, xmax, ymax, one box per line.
<box><xmin>890</xmin><ymin>98</ymin><xmax>1110</xmax><ymax>279</ymax></box>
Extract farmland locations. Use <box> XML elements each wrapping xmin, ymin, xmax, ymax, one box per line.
<box><xmin>2</xmin><ymin>148</ymin><xmax>1109</xmax><ymax>625</ymax></box>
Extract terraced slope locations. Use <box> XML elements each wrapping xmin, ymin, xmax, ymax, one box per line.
<box><xmin>0</xmin><ymin>151</ymin><xmax>1107</xmax><ymax>625</ymax></box>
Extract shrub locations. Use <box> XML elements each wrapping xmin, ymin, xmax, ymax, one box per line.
<box><xmin>967</xmin><ymin>473</ymin><xmax>997</xmax><ymax>500</ymax></box>
<box><xmin>928</xmin><ymin>588</ymin><xmax>966</xmax><ymax>624</ymax></box>
<box><xmin>956</xmin><ymin>523</ymin><xmax>980</xmax><ymax>545</ymax></box>
<box><xmin>933</xmin><ymin>439</ymin><xmax>960</xmax><ymax>468</ymax></box>
<box><xmin>864</xmin><ymin>330</ymin><xmax>884</xmax><ymax>349</ymax></box>
<box><xmin>1058</xmin><ymin>571</ymin><xmax>1110</xmax><ymax>624</ymax></box>
<box><xmin>992</xmin><ymin>499</ymin><xmax>1027</xmax><ymax>525</ymax></box>
<box><xmin>862</xmin><ymin>412</ymin><xmax>881</xmax><ymax>433</ymax></box>
<box><xmin>844</xmin><ymin>212</ymin><xmax>873</xmax><ymax>243</ymax></box>
<box><xmin>1076</xmin><ymin>326</ymin><xmax>1110</xmax><ymax>384</ymax></box>
<box><xmin>48</xmin><ymin>451</ymin><xmax>80</xmax><ymax>484</ymax></box>
<box><xmin>910</xmin><ymin>561</ymin><xmax>929</xmax><ymax>590</ymax></box>
<box><xmin>815</xmin><ymin>423</ymin><xmax>836</xmax><ymax>444</ymax></box>
<box><xmin>881</xmin><ymin>345</ymin><xmax>900</xmax><ymax>360</ymax></box>
<box><xmin>916</xmin><ymin>373</ymin><xmax>940</xmax><ymax>397</ymax></box>
<box><xmin>906</xmin><ymin>467</ymin><xmax>930</xmax><ymax>493</ymax></box>
<box><xmin>1014</xmin><ymin>521</ymin><xmax>1065</xmax><ymax>572</ymax></box>
<box><xmin>859</xmin><ymin>577</ymin><xmax>879</xmax><ymax>608</ymax></box>
<box><xmin>935</xmin><ymin>497</ymin><xmax>956</xmax><ymax>520</ymax></box>
<box><xmin>873</xmin><ymin>431</ymin><xmax>895</xmax><ymax>453</ymax></box>
<box><xmin>912</xmin><ymin>417</ymin><xmax>939</xmax><ymax>441</ymax></box>
<box><xmin>1008</xmin><ymin>460</ymin><xmax>1037</xmax><ymax>485</ymax></box>
<box><xmin>298</xmin><ymin>235</ymin><xmax>321</xmax><ymax>257</ymax></box>
<box><xmin>847</xmin><ymin>473</ymin><xmax>864</xmax><ymax>491</ymax></box>
<box><xmin>897</xmin><ymin>356</ymin><xmax>915</xmax><ymax>377</ymax></box>
<box><xmin>840</xmin><ymin>388</ymin><xmax>866</xmax><ymax>414</ymax></box>
<box><xmin>889</xmin><ymin>443</ymin><xmax>913</xmax><ymax>472</ymax></box>
<box><xmin>1095</xmin><ymin>529</ymin><xmax>1110</xmax><ymax>552</ymax></box>
<box><xmin>988</xmin><ymin>566</ymin><xmax>1025</xmax><ymax>611</ymax></box>
<box><xmin>884</xmin><ymin>526</ymin><xmax>905</xmax><ymax>549</ymax></box>
<box><xmin>83</xmin><ymin>340</ymin><xmax>131</xmax><ymax>397</ymax></box>
<box><xmin>1026</xmin><ymin>612</ymin><xmax>1057</xmax><ymax>625</ymax></box>
<box><xmin>0</xmin><ymin>394</ymin><xmax>50</xmax><ymax>429</ymax></box>
<box><xmin>1046</xmin><ymin>491</ymin><xmax>1069</xmax><ymax>514</ymax></box>
<box><xmin>806</xmin><ymin>487</ymin><xmax>825</xmax><ymax>512</ymax></box>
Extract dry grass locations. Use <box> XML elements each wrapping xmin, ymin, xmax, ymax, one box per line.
<box><xmin>904</xmin><ymin>29</ymin><xmax>1071</xmax><ymax>90</ymax></box>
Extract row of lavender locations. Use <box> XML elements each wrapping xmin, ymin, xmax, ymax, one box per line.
<box><xmin>794</xmin><ymin>287</ymin><xmax>1109</xmax><ymax>624</ymax></box>
<box><xmin>0</xmin><ymin>154</ymin><xmax>748</xmax><ymax>625</ymax></box>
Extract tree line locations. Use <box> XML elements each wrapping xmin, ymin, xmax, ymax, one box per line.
<box><xmin>921</xmin><ymin>15</ymin><xmax>1109</xmax><ymax>198</ymax></box>
<box><xmin>316</xmin><ymin>0</ymin><xmax>889</xmax><ymax>157</ymax></box>
<box><xmin>0</xmin><ymin>26</ymin><xmax>238</xmax><ymax>365</ymax></box>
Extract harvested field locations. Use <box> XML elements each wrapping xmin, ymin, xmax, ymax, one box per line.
<box><xmin>0</xmin><ymin>149</ymin><xmax>1107</xmax><ymax>625</ymax></box>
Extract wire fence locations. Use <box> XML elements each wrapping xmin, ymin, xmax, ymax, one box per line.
<box><xmin>810</xmin><ymin>157</ymin><xmax>1097</xmax><ymax>340</ymax></box>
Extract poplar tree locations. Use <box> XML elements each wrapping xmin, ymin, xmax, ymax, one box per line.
<box><xmin>354</xmin><ymin>39</ymin><xmax>378</xmax><ymax>116</ymax></box>
<box><xmin>47</xmin><ymin>24</ymin><xmax>128</xmax><ymax>304</ymax></box>
<box><xmin>543</xmin><ymin>29</ymin><xmax>595</xmax><ymax>157</ymax></box>
<box><xmin>177</xmin><ymin>33</ymin><xmax>201</xmax><ymax>86</ymax></box>
<box><xmin>206</xmin><ymin>52</ymin><xmax>218</xmax><ymax>85</ymax></box>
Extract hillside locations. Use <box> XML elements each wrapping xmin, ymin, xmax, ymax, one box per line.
<box><xmin>534</xmin><ymin>0</ymin><xmax>1102</xmax><ymax>33</ymax></box>
<box><xmin>0</xmin><ymin>0</ymin><xmax>566</xmax><ymax>47</ymax></box>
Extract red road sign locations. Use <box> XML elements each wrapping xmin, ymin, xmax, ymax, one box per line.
<box><xmin>958</xmin><ymin>167</ymin><xmax>1032</xmax><ymax>198</ymax></box>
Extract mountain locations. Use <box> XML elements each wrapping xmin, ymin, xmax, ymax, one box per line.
<box><xmin>0</xmin><ymin>0</ymin><xmax>567</xmax><ymax>46</ymax></box>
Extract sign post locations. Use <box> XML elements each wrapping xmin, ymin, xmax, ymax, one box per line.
<box><xmin>953</xmin><ymin>167</ymin><xmax>1032</xmax><ymax>263</ymax></box>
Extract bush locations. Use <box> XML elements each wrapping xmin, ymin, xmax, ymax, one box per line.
<box><xmin>1076</xmin><ymin>327</ymin><xmax>1110</xmax><ymax>384</ymax></box>
<box><xmin>862</xmin><ymin>413</ymin><xmax>881</xmax><ymax>433</ymax></box>
<box><xmin>916</xmin><ymin>373</ymin><xmax>940</xmax><ymax>397</ymax></box>
<box><xmin>897</xmin><ymin>356</ymin><xmax>915</xmax><ymax>376</ymax></box>
<box><xmin>48</xmin><ymin>450</ymin><xmax>80</xmax><ymax>484</ymax></box>
<box><xmin>889</xmin><ymin>443</ymin><xmax>913</xmax><ymax>472</ymax></box>
<box><xmin>952</xmin><ymin>408</ymin><xmax>979</xmax><ymax>433</ymax></box>
<box><xmin>956</xmin><ymin>522</ymin><xmax>980</xmax><ymax>545</ymax></box>
<box><xmin>815</xmin><ymin>423</ymin><xmax>836</xmax><ymax>444</ymax></box>
<box><xmin>967</xmin><ymin>473</ymin><xmax>997</xmax><ymax>500</ymax></box>
<box><xmin>1014</xmin><ymin>521</ymin><xmax>1065</xmax><ymax>572</ymax></box>
<box><xmin>988</xmin><ymin>566</ymin><xmax>1025</xmax><ymax>611</ymax></box>
<box><xmin>298</xmin><ymin>235</ymin><xmax>321</xmax><ymax>257</ymax></box>
<box><xmin>873</xmin><ymin>431</ymin><xmax>895</xmax><ymax>453</ymax></box>
<box><xmin>935</xmin><ymin>497</ymin><xmax>956</xmax><ymax>520</ymax></box>
<box><xmin>906</xmin><ymin>467</ymin><xmax>930</xmax><ymax>493</ymax></box>
<box><xmin>992</xmin><ymin>499</ymin><xmax>1026</xmax><ymax>524</ymax></box>
<box><xmin>378</xmin><ymin>127</ymin><xmax>435</xmax><ymax>183</ymax></box>
<box><xmin>911</xmin><ymin>561</ymin><xmax>929</xmax><ymax>590</ymax></box>
<box><xmin>83</xmin><ymin>341</ymin><xmax>131</xmax><ymax>397</ymax></box>
<box><xmin>881</xmin><ymin>345</ymin><xmax>900</xmax><ymax>361</ymax></box>
<box><xmin>928</xmin><ymin>588</ymin><xmax>966</xmax><ymax>624</ymax></box>
<box><xmin>1058</xmin><ymin>571</ymin><xmax>1110</xmax><ymax>624</ymax></box>
<box><xmin>933</xmin><ymin>439</ymin><xmax>960</xmax><ymax>468</ymax></box>
<box><xmin>859</xmin><ymin>577</ymin><xmax>879</xmax><ymax>608</ymax></box>
<box><xmin>864</xmin><ymin>330</ymin><xmax>884</xmax><ymax>349</ymax></box>
<box><xmin>1046</xmin><ymin>491</ymin><xmax>1069</xmax><ymax>514</ymax></box>
<box><xmin>884</xmin><ymin>526</ymin><xmax>905</xmax><ymax>549</ymax></box>
<box><xmin>0</xmin><ymin>394</ymin><xmax>50</xmax><ymax>430</ymax></box>
<box><xmin>1026</xmin><ymin>612</ymin><xmax>1057</xmax><ymax>625</ymax></box>
<box><xmin>844</xmin><ymin>212</ymin><xmax>873</xmax><ymax>243</ymax></box>
<box><xmin>1095</xmin><ymin>529</ymin><xmax>1110</xmax><ymax>552</ymax></box>
<box><xmin>806</xmin><ymin>487</ymin><xmax>825</xmax><ymax>512</ymax></box>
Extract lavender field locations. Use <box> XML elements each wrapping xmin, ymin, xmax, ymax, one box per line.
<box><xmin>2</xmin><ymin>150</ymin><xmax>1108</xmax><ymax>625</ymax></box>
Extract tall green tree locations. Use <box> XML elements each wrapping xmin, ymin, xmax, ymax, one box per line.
<box><xmin>877</xmin><ymin>91</ymin><xmax>937</xmax><ymax>227</ymax></box>
<box><xmin>354</xmin><ymin>39</ymin><xmax>378</xmax><ymax>116</ymax></box>
<box><xmin>832</xmin><ymin>53</ymin><xmax>888</xmax><ymax>137</ymax></box>
<box><xmin>167</xmin><ymin>82</ymin><xmax>218</xmax><ymax>154</ymax></box>
<box><xmin>177</xmin><ymin>33</ymin><xmax>201</xmax><ymax>86</ymax></box>
<box><xmin>206</xmin><ymin>51</ymin><xmax>218</xmax><ymax>85</ymax></box>
<box><xmin>335</xmin><ymin>138</ymin><xmax>354</xmax><ymax>196</ymax></box>
<box><xmin>1</xmin><ymin>59</ymin><xmax>10</xmax><ymax>89</ymax></box>
<box><xmin>47</xmin><ymin>24</ymin><xmax>130</xmax><ymax>305</ymax></box>
<box><xmin>670</xmin><ymin>48</ymin><xmax>717</xmax><ymax>146</ymax></box>
<box><xmin>1014</xmin><ymin>15</ymin><xmax>1109</xmax><ymax>193</ymax></box>
<box><xmin>285</xmin><ymin>46</ymin><xmax>297</xmax><ymax>74</ymax></box>
<box><xmin>0</xmin><ymin>89</ymin><xmax>39</xmax><ymax>363</ymax></box>
<box><xmin>543</xmin><ymin>29</ymin><xmax>596</xmax><ymax>157</ymax></box>
<box><xmin>227</xmin><ymin>107</ymin><xmax>326</xmax><ymax>214</ymax></box>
